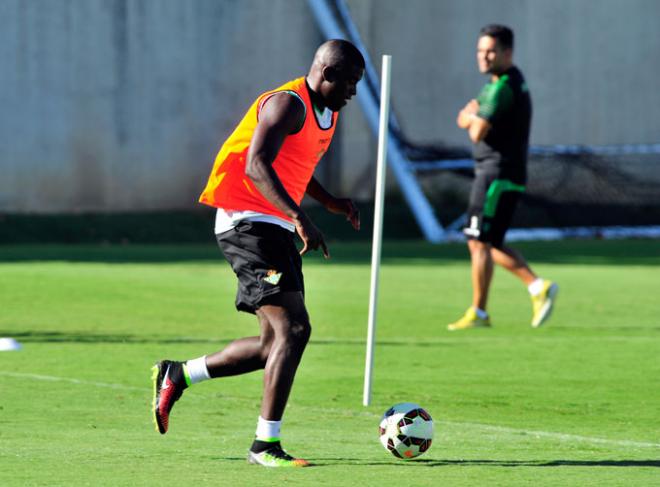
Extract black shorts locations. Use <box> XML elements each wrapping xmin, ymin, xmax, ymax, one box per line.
<box><xmin>216</xmin><ymin>221</ymin><xmax>304</xmax><ymax>314</ymax></box>
<box><xmin>464</xmin><ymin>170</ymin><xmax>525</xmax><ymax>248</ymax></box>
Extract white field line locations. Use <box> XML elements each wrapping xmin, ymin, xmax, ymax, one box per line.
<box><xmin>300</xmin><ymin>407</ymin><xmax>660</xmax><ymax>450</ymax></box>
<box><xmin>2</xmin><ymin>371</ymin><xmax>660</xmax><ymax>450</ymax></box>
<box><xmin>443</xmin><ymin>421</ymin><xmax>660</xmax><ymax>449</ymax></box>
<box><xmin>0</xmin><ymin>371</ymin><xmax>147</xmax><ymax>392</ymax></box>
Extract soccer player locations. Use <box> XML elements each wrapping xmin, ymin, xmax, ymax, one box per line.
<box><xmin>151</xmin><ymin>40</ymin><xmax>364</xmax><ymax>467</ymax></box>
<box><xmin>449</xmin><ymin>25</ymin><xmax>558</xmax><ymax>331</ymax></box>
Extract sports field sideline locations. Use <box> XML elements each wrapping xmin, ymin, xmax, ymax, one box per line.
<box><xmin>1</xmin><ymin>240</ymin><xmax>658</xmax><ymax>485</ymax></box>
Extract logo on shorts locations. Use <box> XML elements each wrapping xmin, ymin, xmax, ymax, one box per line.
<box><xmin>263</xmin><ymin>270</ymin><xmax>283</xmax><ymax>286</ymax></box>
<box><xmin>463</xmin><ymin>215</ymin><xmax>481</xmax><ymax>237</ymax></box>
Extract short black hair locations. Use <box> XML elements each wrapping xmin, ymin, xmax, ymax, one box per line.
<box><xmin>317</xmin><ymin>39</ymin><xmax>365</xmax><ymax>72</ymax></box>
<box><xmin>479</xmin><ymin>24</ymin><xmax>514</xmax><ymax>50</ymax></box>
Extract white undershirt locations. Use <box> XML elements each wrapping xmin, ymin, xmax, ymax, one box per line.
<box><xmin>314</xmin><ymin>104</ymin><xmax>333</xmax><ymax>129</ymax></box>
<box><xmin>215</xmin><ymin>209</ymin><xmax>295</xmax><ymax>235</ymax></box>
<box><xmin>214</xmin><ymin>91</ymin><xmax>332</xmax><ymax>235</ymax></box>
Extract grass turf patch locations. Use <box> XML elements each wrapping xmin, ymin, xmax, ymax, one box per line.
<box><xmin>1</xmin><ymin>240</ymin><xmax>659</xmax><ymax>485</ymax></box>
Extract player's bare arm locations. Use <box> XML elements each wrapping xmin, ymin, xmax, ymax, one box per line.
<box><xmin>457</xmin><ymin>98</ymin><xmax>491</xmax><ymax>142</ymax></box>
<box><xmin>306</xmin><ymin>176</ymin><xmax>360</xmax><ymax>230</ymax></box>
<box><xmin>246</xmin><ymin>93</ymin><xmax>328</xmax><ymax>257</ymax></box>
<box><xmin>456</xmin><ymin>99</ymin><xmax>478</xmax><ymax>128</ymax></box>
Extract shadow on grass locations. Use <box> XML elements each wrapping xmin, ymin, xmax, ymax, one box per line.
<box><xmin>5</xmin><ymin>328</ymin><xmax>660</xmax><ymax>348</ymax></box>
<box><xmin>1</xmin><ymin>240</ymin><xmax>659</xmax><ymax>266</ymax></box>
<box><xmin>308</xmin><ymin>458</ymin><xmax>660</xmax><ymax>468</ymax></box>
<box><xmin>1</xmin><ymin>330</ymin><xmax>225</xmax><ymax>345</ymax></box>
<box><xmin>0</xmin><ymin>330</ymin><xmax>459</xmax><ymax>347</ymax></box>
<box><xmin>411</xmin><ymin>458</ymin><xmax>660</xmax><ymax>468</ymax></box>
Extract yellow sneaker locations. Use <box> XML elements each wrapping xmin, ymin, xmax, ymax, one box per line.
<box><xmin>531</xmin><ymin>280</ymin><xmax>559</xmax><ymax>327</ymax></box>
<box><xmin>447</xmin><ymin>307</ymin><xmax>491</xmax><ymax>331</ymax></box>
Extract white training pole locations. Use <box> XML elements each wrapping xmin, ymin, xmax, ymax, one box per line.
<box><xmin>363</xmin><ymin>55</ymin><xmax>392</xmax><ymax>407</ymax></box>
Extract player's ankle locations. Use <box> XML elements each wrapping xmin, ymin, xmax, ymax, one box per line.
<box><xmin>528</xmin><ymin>277</ymin><xmax>545</xmax><ymax>296</ymax></box>
<box><xmin>472</xmin><ymin>306</ymin><xmax>489</xmax><ymax>319</ymax></box>
<box><xmin>250</xmin><ymin>438</ymin><xmax>281</xmax><ymax>453</ymax></box>
<box><xmin>183</xmin><ymin>356</ymin><xmax>210</xmax><ymax>386</ymax></box>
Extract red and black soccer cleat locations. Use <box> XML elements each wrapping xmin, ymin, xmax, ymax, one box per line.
<box><xmin>151</xmin><ymin>360</ymin><xmax>187</xmax><ymax>434</ymax></box>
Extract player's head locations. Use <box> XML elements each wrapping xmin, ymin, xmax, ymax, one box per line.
<box><xmin>308</xmin><ymin>39</ymin><xmax>365</xmax><ymax>112</ymax></box>
<box><xmin>477</xmin><ymin>24</ymin><xmax>514</xmax><ymax>75</ymax></box>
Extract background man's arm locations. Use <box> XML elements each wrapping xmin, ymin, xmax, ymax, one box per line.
<box><xmin>457</xmin><ymin>98</ymin><xmax>491</xmax><ymax>143</ymax></box>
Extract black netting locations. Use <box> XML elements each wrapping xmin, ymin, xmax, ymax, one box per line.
<box><xmin>405</xmin><ymin>142</ymin><xmax>660</xmax><ymax>228</ymax></box>
<box><xmin>518</xmin><ymin>151</ymin><xmax>660</xmax><ymax>228</ymax></box>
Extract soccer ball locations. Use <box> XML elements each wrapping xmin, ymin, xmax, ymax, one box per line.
<box><xmin>379</xmin><ymin>402</ymin><xmax>433</xmax><ymax>459</ymax></box>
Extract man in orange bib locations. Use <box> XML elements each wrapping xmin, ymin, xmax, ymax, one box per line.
<box><xmin>151</xmin><ymin>40</ymin><xmax>364</xmax><ymax>467</ymax></box>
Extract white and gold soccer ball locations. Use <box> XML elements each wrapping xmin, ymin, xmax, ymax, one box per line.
<box><xmin>379</xmin><ymin>402</ymin><xmax>434</xmax><ymax>459</ymax></box>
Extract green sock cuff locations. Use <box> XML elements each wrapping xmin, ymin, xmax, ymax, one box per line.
<box><xmin>256</xmin><ymin>436</ymin><xmax>280</xmax><ymax>443</ymax></box>
<box><xmin>182</xmin><ymin>363</ymin><xmax>192</xmax><ymax>387</ymax></box>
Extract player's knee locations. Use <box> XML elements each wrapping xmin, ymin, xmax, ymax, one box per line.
<box><xmin>267</xmin><ymin>307</ymin><xmax>311</xmax><ymax>349</ymax></box>
<box><xmin>468</xmin><ymin>239</ymin><xmax>490</xmax><ymax>253</ymax></box>
<box><xmin>287</xmin><ymin>320</ymin><xmax>311</xmax><ymax>347</ymax></box>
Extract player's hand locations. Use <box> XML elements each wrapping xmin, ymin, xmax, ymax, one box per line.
<box><xmin>326</xmin><ymin>197</ymin><xmax>360</xmax><ymax>231</ymax></box>
<box><xmin>294</xmin><ymin>213</ymin><xmax>330</xmax><ymax>259</ymax></box>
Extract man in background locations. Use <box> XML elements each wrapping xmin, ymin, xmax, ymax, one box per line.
<box><xmin>450</xmin><ymin>24</ymin><xmax>557</xmax><ymax>331</ymax></box>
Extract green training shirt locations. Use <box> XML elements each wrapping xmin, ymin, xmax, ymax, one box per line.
<box><xmin>473</xmin><ymin>66</ymin><xmax>531</xmax><ymax>184</ymax></box>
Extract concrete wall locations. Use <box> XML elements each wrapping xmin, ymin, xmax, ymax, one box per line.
<box><xmin>1</xmin><ymin>0</ymin><xmax>659</xmax><ymax>212</ymax></box>
<box><xmin>0</xmin><ymin>0</ymin><xmax>321</xmax><ymax>212</ymax></box>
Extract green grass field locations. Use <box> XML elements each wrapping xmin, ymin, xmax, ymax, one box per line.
<box><xmin>1</xmin><ymin>240</ymin><xmax>659</xmax><ymax>486</ymax></box>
